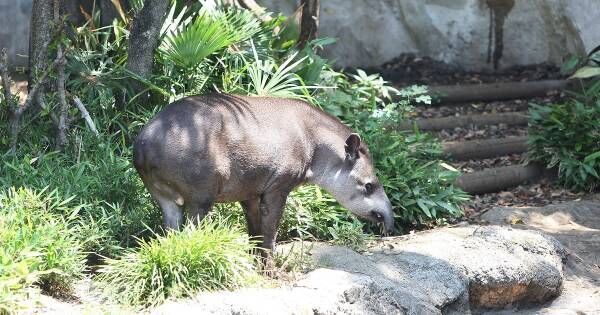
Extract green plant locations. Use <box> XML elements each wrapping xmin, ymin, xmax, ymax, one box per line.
<box><xmin>0</xmin><ymin>134</ymin><xmax>161</xmax><ymax>254</ymax></box>
<box><xmin>96</xmin><ymin>217</ymin><xmax>260</xmax><ymax>307</ymax></box>
<box><xmin>159</xmin><ymin>6</ymin><xmax>260</xmax><ymax>69</ymax></box>
<box><xmin>160</xmin><ymin>13</ymin><xmax>236</xmax><ymax>69</ymax></box>
<box><xmin>528</xmin><ymin>45</ymin><xmax>600</xmax><ymax>191</ymax></box>
<box><xmin>279</xmin><ymin>185</ymin><xmax>358</xmax><ymax>241</ymax></box>
<box><xmin>245</xmin><ymin>42</ymin><xmax>309</xmax><ymax>98</ymax></box>
<box><xmin>0</xmin><ymin>187</ymin><xmax>86</xmax><ymax>311</ymax></box>
<box><xmin>327</xmin><ymin>220</ymin><xmax>370</xmax><ymax>251</ymax></box>
<box><xmin>0</xmin><ymin>253</ymin><xmax>42</xmax><ymax>314</ymax></box>
<box><xmin>528</xmin><ymin>101</ymin><xmax>600</xmax><ymax>191</ymax></box>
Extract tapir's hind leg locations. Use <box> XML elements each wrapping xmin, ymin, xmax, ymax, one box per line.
<box><xmin>143</xmin><ymin>178</ymin><xmax>185</xmax><ymax>231</ymax></box>
<box><xmin>155</xmin><ymin>194</ymin><xmax>184</xmax><ymax>230</ymax></box>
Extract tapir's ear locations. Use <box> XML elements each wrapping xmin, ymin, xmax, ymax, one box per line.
<box><xmin>345</xmin><ymin>133</ymin><xmax>361</xmax><ymax>161</ymax></box>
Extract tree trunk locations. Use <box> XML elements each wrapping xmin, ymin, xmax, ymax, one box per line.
<box><xmin>125</xmin><ymin>0</ymin><xmax>169</xmax><ymax>99</ymax></box>
<box><xmin>298</xmin><ymin>0</ymin><xmax>320</xmax><ymax>49</ymax></box>
<box><xmin>28</xmin><ymin>0</ymin><xmax>53</xmax><ymax>92</ymax></box>
<box><xmin>54</xmin><ymin>0</ymin><xmax>70</xmax><ymax>151</ymax></box>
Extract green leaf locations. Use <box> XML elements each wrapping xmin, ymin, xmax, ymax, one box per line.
<box><xmin>584</xmin><ymin>151</ymin><xmax>600</xmax><ymax>163</ymax></box>
<box><xmin>159</xmin><ymin>9</ymin><xmax>257</xmax><ymax>69</ymax></box>
<box><xmin>416</xmin><ymin>199</ymin><xmax>432</xmax><ymax>218</ymax></box>
<box><xmin>562</xmin><ymin>55</ymin><xmax>581</xmax><ymax>73</ymax></box>
<box><xmin>569</xmin><ymin>66</ymin><xmax>600</xmax><ymax>79</ymax></box>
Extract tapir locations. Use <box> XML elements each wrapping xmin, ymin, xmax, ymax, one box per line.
<box><xmin>133</xmin><ymin>93</ymin><xmax>395</xmax><ymax>256</ymax></box>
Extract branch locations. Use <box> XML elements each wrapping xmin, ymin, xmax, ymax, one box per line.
<box><xmin>7</xmin><ymin>33</ymin><xmax>66</xmax><ymax>153</ymax></box>
<box><xmin>298</xmin><ymin>0</ymin><xmax>320</xmax><ymax>49</ymax></box>
<box><xmin>16</xmin><ymin>48</ymin><xmax>66</xmax><ymax>116</ymax></box>
<box><xmin>72</xmin><ymin>95</ymin><xmax>99</xmax><ymax>136</ymax></box>
<box><xmin>239</xmin><ymin>0</ymin><xmax>271</xmax><ymax>21</ymax></box>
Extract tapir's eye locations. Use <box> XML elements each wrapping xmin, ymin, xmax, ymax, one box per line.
<box><xmin>365</xmin><ymin>182</ymin><xmax>374</xmax><ymax>194</ymax></box>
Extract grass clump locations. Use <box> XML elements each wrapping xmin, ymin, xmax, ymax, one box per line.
<box><xmin>95</xmin><ymin>217</ymin><xmax>260</xmax><ymax>307</ymax></box>
<box><xmin>0</xmin><ymin>187</ymin><xmax>86</xmax><ymax>312</ymax></box>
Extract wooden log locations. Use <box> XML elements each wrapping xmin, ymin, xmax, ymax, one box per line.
<box><xmin>399</xmin><ymin>112</ymin><xmax>528</xmax><ymax>131</ymax></box>
<box><xmin>455</xmin><ymin>163</ymin><xmax>553</xmax><ymax>195</ymax></box>
<box><xmin>428</xmin><ymin>80</ymin><xmax>568</xmax><ymax>104</ymax></box>
<box><xmin>443</xmin><ymin>136</ymin><xmax>528</xmax><ymax>160</ymax></box>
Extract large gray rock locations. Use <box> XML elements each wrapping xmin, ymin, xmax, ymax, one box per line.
<box><xmin>480</xmin><ymin>197</ymin><xmax>600</xmax><ymax>314</ymax></box>
<box><xmin>153</xmin><ymin>225</ymin><xmax>566</xmax><ymax>314</ymax></box>
<box><xmin>262</xmin><ymin>0</ymin><xmax>600</xmax><ymax>70</ymax></box>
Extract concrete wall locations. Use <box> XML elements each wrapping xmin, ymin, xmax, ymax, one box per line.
<box><xmin>0</xmin><ymin>0</ymin><xmax>32</xmax><ymax>68</ymax></box>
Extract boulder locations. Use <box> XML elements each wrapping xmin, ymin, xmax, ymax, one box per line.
<box><xmin>480</xmin><ymin>198</ymin><xmax>600</xmax><ymax>314</ymax></box>
<box><xmin>154</xmin><ymin>225</ymin><xmax>566</xmax><ymax>314</ymax></box>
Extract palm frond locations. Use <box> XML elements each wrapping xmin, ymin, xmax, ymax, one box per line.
<box><xmin>159</xmin><ymin>5</ymin><xmax>262</xmax><ymax>69</ymax></box>
<box><xmin>246</xmin><ymin>41</ymin><xmax>308</xmax><ymax>98</ymax></box>
<box><xmin>160</xmin><ymin>11</ymin><xmax>237</xmax><ymax>68</ymax></box>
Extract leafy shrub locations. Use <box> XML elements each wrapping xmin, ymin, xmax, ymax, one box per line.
<box><xmin>528</xmin><ymin>101</ymin><xmax>600</xmax><ymax>191</ymax></box>
<box><xmin>96</xmin><ymin>218</ymin><xmax>259</xmax><ymax>307</ymax></box>
<box><xmin>528</xmin><ymin>47</ymin><xmax>600</xmax><ymax>191</ymax></box>
<box><xmin>0</xmin><ymin>187</ymin><xmax>86</xmax><ymax>311</ymax></box>
<box><xmin>280</xmin><ymin>185</ymin><xmax>364</xmax><ymax>242</ymax></box>
<box><xmin>160</xmin><ymin>6</ymin><xmax>260</xmax><ymax>69</ymax></box>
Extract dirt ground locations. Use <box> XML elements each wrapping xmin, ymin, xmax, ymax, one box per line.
<box><xmin>368</xmin><ymin>53</ymin><xmax>565</xmax><ymax>87</ymax></box>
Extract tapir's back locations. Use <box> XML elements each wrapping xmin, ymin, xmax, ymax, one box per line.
<box><xmin>133</xmin><ymin>93</ymin><xmax>349</xmax><ymax>201</ymax></box>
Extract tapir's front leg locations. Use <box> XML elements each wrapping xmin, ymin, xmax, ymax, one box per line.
<box><xmin>258</xmin><ymin>190</ymin><xmax>288</xmax><ymax>270</ymax></box>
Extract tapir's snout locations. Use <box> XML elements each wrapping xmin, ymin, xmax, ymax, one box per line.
<box><xmin>369</xmin><ymin>199</ymin><xmax>395</xmax><ymax>234</ymax></box>
<box><xmin>383</xmin><ymin>200</ymin><xmax>396</xmax><ymax>234</ymax></box>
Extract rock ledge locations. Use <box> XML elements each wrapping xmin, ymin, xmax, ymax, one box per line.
<box><xmin>155</xmin><ymin>225</ymin><xmax>566</xmax><ymax>315</ymax></box>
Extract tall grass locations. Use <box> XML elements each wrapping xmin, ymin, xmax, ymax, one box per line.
<box><xmin>95</xmin><ymin>218</ymin><xmax>260</xmax><ymax>307</ymax></box>
<box><xmin>0</xmin><ymin>187</ymin><xmax>86</xmax><ymax>312</ymax></box>
<box><xmin>0</xmin><ymin>134</ymin><xmax>161</xmax><ymax>255</ymax></box>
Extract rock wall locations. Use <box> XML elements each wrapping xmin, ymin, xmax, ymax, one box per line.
<box><xmin>262</xmin><ymin>0</ymin><xmax>600</xmax><ymax>70</ymax></box>
<box><xmin>0</xmin><ymin>0</ymin><xmax>32</xmax><ymax>68</ymax></box>
<box><xmin>1</xmin><ymin>0</ymin><xmax>599</xmax><ymax>70</ymax></box>
<box><xmin>154</xmin><ymin>226</ymin><xmax>567</xmax><ymax>314</ymax></box>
